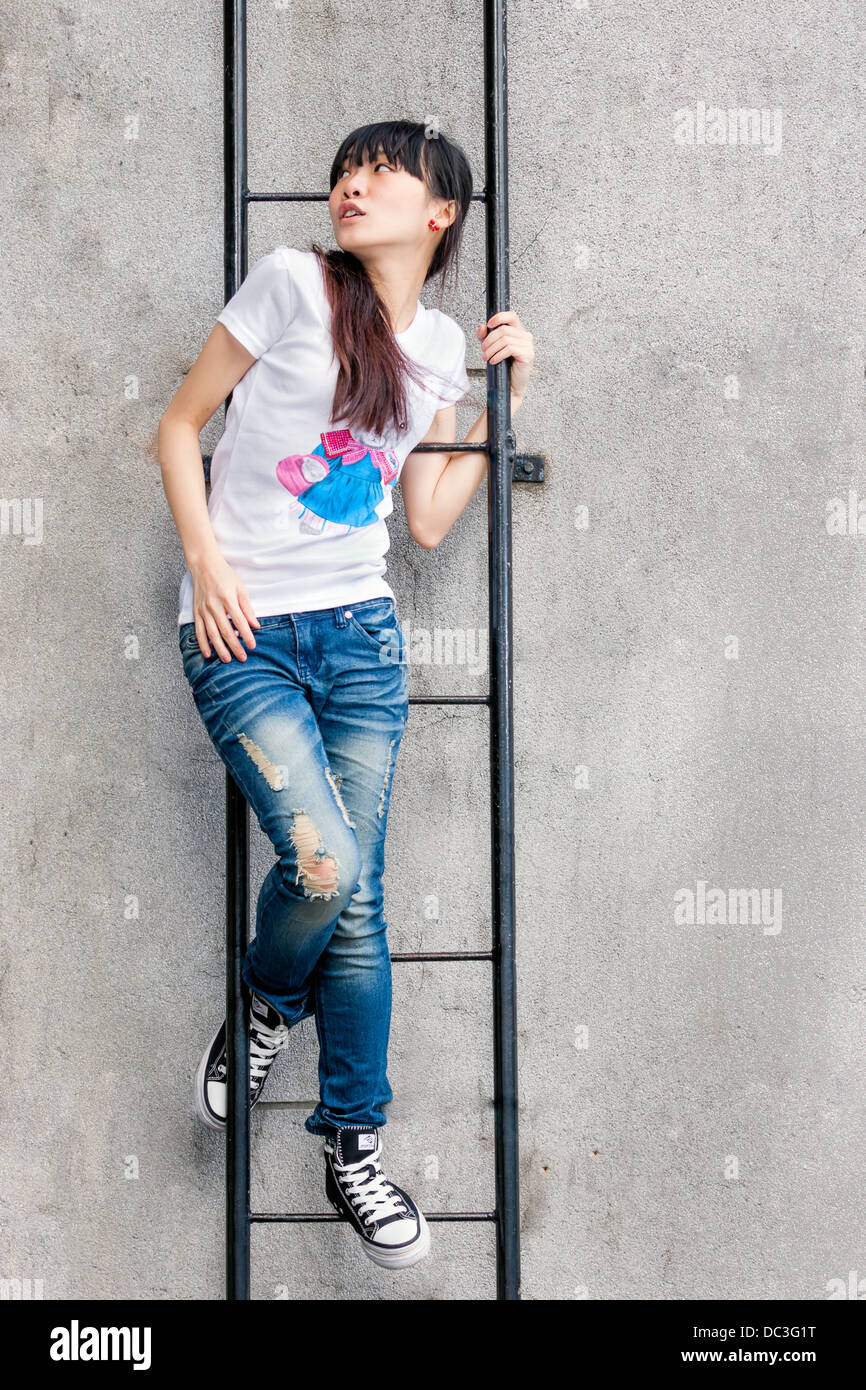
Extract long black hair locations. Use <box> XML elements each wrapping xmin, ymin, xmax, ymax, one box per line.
<box><xmin>308</xmin><ymin>120</ymin><xmax>473</xmax><ymax>441</ymax></box>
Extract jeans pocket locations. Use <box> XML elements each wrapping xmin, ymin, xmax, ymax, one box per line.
<box><xmin>180</xmin><ymin>632</ymin><xmax>225</xmax><ymax>695</ymax></box>
<box><xmin>346</xmin><ymin>601</ymin><xmax>401</xmax><ymax>658</ymax></box>
<box><xmin>178</xmin><ymin>624</ymin><xmax>199</xmax><ymax>654</ymax></box>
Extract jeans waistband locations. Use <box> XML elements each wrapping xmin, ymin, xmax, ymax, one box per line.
<box><xmin>248</xmin><ymin>597</ymin><xmax>396</xmax><ymax>631</ymax></box>
<box><xmin>179</xmin><ymin>595</ymin><xmax>396</xmax><ymax>636</ymax></box>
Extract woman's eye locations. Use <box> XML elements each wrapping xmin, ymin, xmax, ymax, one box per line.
<box><xmin>337</xmin><ymin>161</ymin><xmax>392</xmax><ymax>180</ymax></box>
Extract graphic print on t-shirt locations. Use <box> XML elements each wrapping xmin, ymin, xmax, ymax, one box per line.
<box><xmin>275</xmin><ymin>427</ymin><xmax>401</xmax><ymax>537</ymax></box>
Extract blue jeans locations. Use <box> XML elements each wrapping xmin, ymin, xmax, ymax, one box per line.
<box><xmin>177</xmin><ymin>596</ymin><xmax>410</xmax><ymax>1137</ymax></box>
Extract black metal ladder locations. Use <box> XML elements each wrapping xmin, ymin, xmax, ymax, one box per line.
<box><xmin>217</xmin><ymin>0</ymin><xmax>542</xmax><ymax>1301</ymax></box>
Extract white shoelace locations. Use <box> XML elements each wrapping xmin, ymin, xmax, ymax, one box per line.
<box><xmin>209</xmin><ymin>1018</ymin><xmax>289</xmax><ymax>1086</ymax></box>
<box><xmin>249</xmin><ymin>1020</ymin><xmax>289</xmax><ymax>1083</ymax></box>
<box><xmin>334</xmin><ymin>1145</ymin><xmax>411</xmax><ymax>1227</ymax></box>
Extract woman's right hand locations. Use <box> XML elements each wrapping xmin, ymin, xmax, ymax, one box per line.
<box><xmin>189</xmin><ymin>550</ymin><xmax>261</xmax><ymax>661</ymax></box>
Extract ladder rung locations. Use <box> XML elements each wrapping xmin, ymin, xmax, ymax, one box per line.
<box><xmin>202</xmin><ymin>448</ymin><xmax>544</xmax><ymax>484</ymax></box>
<box><xmin>389</xmin><ymin>950</ymin><xmax>494</xmax><ymax>962</ymax></box>
<box><xmin>406</xmin><ymin>445</ymin><xmax>545</xmax><ymax>483</ymax></box>
<box><xmin>244</xmin><ymin>190</ymin><xmax>488</xmax><ymax>205</ymax></box>
<box><xmin>249</xmin><ymin>1211</ymin><xmax>496</xmax><ymax>1222</ymax></box>
<box><xmin>409</xmin><ymin>696</ymin><xmax>489</xmax><ymax>705</ymax></box>
<box><xmin>410</xmin><ymin>442</ymin><xmax>489</xmax><ymax>451</ymax></box>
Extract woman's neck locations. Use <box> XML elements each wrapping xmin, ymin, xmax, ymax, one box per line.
<box><xmin>361</xmin><ymin>250</ymin><xmax>428</xmax><ymax>334</ymax></box>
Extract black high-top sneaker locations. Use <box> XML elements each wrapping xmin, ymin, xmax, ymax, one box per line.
<box><xmin>324</xmin><ymin>1126</ymin><xmax>431</xmax><ymax>1268</ymax></box>
<box><xmin>194</xmin><ymin>991</ymin><xmax>290</xmax><ymax>1131</ymax></box>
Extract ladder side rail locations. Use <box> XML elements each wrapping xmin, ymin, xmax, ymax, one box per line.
<box><xmin>484</xmin><ymin>0</ymin><xmax>522</xmax><ymax>1301</ymax></box>
<box><xmin>224</xmin><ymin>0</ymin><xmax>253</xmax><ymax>1304</ymax></box>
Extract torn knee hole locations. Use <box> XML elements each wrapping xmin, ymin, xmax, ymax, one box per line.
<box><xmin>325</xmin><ymin>765</ymin><xmax>356</xmax><ymax>828</ymax></box>
<box><xmin>377</xmin><ymin>739</ymin><xmax>396</xmax><ymax>818</ymax></box>
<box><xmin>236</xmin><ymin>732</ymin><xmax>287</xmax><ymax>791</ymax></box>
<box><xmin>289</xmin><ymin>810</ymin><xmax>340</xmax><ymax>900</ymax></box>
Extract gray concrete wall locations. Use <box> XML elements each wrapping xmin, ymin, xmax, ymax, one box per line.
<box><xmin>2</xmin><ymin>0</ymin><xmax>864</xmax><ymax>1300</ymax></box>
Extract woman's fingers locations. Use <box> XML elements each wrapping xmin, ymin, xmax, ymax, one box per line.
<box><xmin>204</xmin><ymin>611</ymin><xmax>235</xmax><ymax>662</ymax></box>
<box><xmin>236</xmin><ymin>600</ymin><xmax>260</xmax><ymax>648</ymax></box>
<box><xmin>480</xmin><ymin>327</ymin><xmax>507</xmax><ymax>357</ymax></box>
<box><xmin>198</xmin><ymin>600</ymin><xmax>254</xmax><ymax>662</ymax></box>
<box><xmin>232</xmin><ymin>594</ymin><xmax>260</xmax><ymax>651</ymax></box>
<box><xmin>475</xmin><ymin>313</ymin><xmax>535</xmax><ymax>397</ymax></box>
<box><xmin>213</xmin><ymin>606</ymin><xmax>250</xmax><ymax>662</ymax></box>
<box><xmin>194</xmin><ymin>618</ymin><xmax>211</xmax><ymax>657</ymax></box>
<box><xmin>190</xmin><ymin>556</ymin><xmax>261</xmax><ymax>661</ymax></box>
<box><xmin>478</xmin><ymin>310</ymin><xmax>521</xmax><ymax>333</ymax></box>
<box><xmin>481</xmin><ymin>328</ymin><xmax>525</xmax><ymax>362</ymax></box>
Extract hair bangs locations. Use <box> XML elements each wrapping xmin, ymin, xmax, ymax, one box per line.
<box><xmin>329</xmin><ymin>121</ymin><xmax>425</xmax><ymax>189</ymax></box>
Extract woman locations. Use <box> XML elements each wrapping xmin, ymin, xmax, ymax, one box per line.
<box><xmin>158</xmin><ymin>119</ymin><xmax>534</xmax><ymax>1270</ymax></box>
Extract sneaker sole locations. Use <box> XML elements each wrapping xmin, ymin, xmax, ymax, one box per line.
<box><xmin>194</xmin><ymin>1021</ymin><xmax>285</xmax><ymax>1132</ymax></box>
<box><xmin>326</xmin><ymin>1165</ymin><xmax>432</xmax><ymax>1268</ymax></box>
<box><xmin>194</xmin><ymin>1028</ymin><xmax>227</xmax><ymax>1131</ymax></box>
<box><xmin>360</xmin><ymin>1211</ymin><xmax>431</xmax><ymax>1269</ymax></box>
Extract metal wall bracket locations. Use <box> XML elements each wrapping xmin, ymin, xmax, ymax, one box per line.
<box><xmin>513</xmin><ymin>453</ymin><xmax>545</xmax><ymax>483</ymax></box>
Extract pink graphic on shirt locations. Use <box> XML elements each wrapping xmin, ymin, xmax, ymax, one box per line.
<box><xmin>275</xmin><ymin>428</ymin><xmax>400</xmax><ymax>537</ymax></box>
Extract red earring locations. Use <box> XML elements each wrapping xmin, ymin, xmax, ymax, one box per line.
<box><xmin>428</xmin><ymin>218</ymin><xmax>440</xmax><ymax>231</ymax></box>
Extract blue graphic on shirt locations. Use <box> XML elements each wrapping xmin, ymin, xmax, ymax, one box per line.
<box><xmin>275</xmin><ymin>428</ymin><xmax>400</xmax><ymax>536</ymax></box>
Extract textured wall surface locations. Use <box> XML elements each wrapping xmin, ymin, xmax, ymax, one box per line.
<box><xmin>1</xmin><ymin>0</ymin><xmax>864</xmax><ymax>1300</ymax></box>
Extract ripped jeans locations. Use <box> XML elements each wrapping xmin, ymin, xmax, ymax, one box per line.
<box><xmin>178</xmin><ymin>596</ymin><xmax>409</xmax><ymax>1137</ymax></box>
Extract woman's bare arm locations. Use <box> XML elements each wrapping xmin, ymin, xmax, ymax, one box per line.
<box><xmin>400</xmin><ymin>309</ymin><xmax>534</xmax><ymax>549</ymax></box>
<box><xmin>157</xmin><ymin>323</ymin><xmax>261</xmax><ymax>662</ymax></box>
<box><xmin>399</xmin><ymin>390</ymin><xmax>524</xmax><ymax>550</ymax></box>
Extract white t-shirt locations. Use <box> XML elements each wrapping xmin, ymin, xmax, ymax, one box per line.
<box><xmin>177</xmin><ymin>246</ymin><xmax>471</xmax><ymax>623</ymax></box>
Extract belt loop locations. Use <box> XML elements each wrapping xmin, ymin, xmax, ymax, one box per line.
<box><xmin>335</xmin><ymin>604</ymin><xmax>348</xmax><ymax>628</ymax></box>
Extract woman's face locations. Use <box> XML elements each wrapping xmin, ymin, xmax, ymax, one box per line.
<box><xmin>329</xmin><ymin>146</ymin><xmax>436</xmax><ymax>254</ymax></box>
